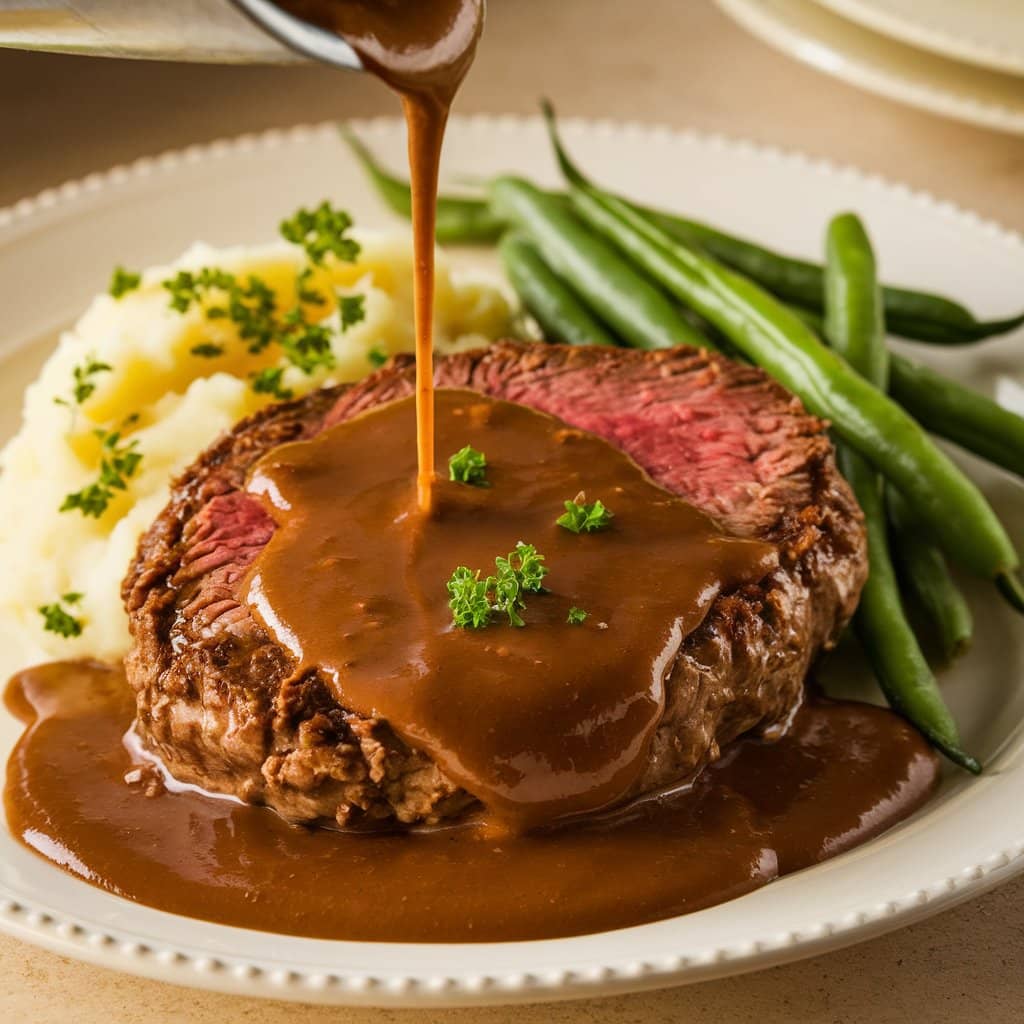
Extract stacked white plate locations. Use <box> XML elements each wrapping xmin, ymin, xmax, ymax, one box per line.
<box><xmin>716</xmin><ymin>0</ymin><xmax>1024</xmax><ymax>134</ymax></box>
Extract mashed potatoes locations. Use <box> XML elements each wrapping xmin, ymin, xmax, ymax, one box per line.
<box><xmin>0</xmin><ymin>232</ymin><xmax>511</xmax><ymax>669</ymax></box>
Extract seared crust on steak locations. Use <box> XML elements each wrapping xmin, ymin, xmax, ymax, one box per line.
<box><xmin>123</xmin><ymin>343</ymin><xmax>867</xmax><ymax>828</ymax></box>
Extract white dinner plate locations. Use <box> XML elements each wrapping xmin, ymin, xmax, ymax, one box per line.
<box><xmin>814</xmin><ymin>0</ymin><xmax>1024</xmax><ymax>77</ymax></box>
<box><xmin>1</xmin><ymin>116</ymin><xmax>1023</xmax><ymax>1007</ymax></box>
<box><xmin>715</xmin><ymin>0</ymin><xmax>1024</xmax><ymax>135</ymax></box>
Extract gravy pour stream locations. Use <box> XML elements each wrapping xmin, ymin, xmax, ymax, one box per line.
<box><xmin>277</xmin><ymin>0</ymin><xmax>485</xmax><ymax>510</ymax></box>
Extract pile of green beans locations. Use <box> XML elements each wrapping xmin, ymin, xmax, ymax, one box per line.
<box><xmin>340</xmin><ymin>127</ymin><xmax>1024</xmax><ymax>344</ymax></box>
<box><xmin>343</xmin><ymin>117</ymin><xmax>1024</xmax><ymax>769</ymax></box>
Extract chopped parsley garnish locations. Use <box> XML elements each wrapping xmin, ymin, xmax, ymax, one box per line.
<box><xmin>556</xmin><ymin>494</ymin><xmax>614</xmax><ymax>534</ymax></box>
<box><xmin>447</xmin><ymin>567</ymin><xmax>493</xmax><ymax>629</ymax></box>
<box><xmin>109</xmin><ymin>266</ymin><xmax>141</xmax><ymax>299</ymax></box>
<box><xmin>448</xmin><ymin>445</ymin><xmax>488</xmax><ymax>486</ymax></box>
<box><xmin>163</xmin><ymin>269</ymin><xmax>278</xmax><ymax>354</ymax></box>
<box><xmin>368</xmin><ymin>345</ymin><xmax>389</xmax><ymax>368</ymax></box>
<box><xmin>60</xmin><ymin>424</ymin><xmax>143</xmax><ymax>518</ymax></box>
<box><xmin>163</xmin><ymin>271</ymin><xmax>347</xmax><ymax>390</ymax></box>
<box><xmin>279</xmin><ymin>201</ymin><xmax>361</xmax><ymax>266</ymax></box>
<box><xmin>278</xmin><ymin>309</ymin><xmax>335</xmax><ymax>374</ymax></box>
<box><xmin>190</xmin><ymin>342</ymin><xmax>225</xmax><ymax>358</ymax></box>
<box><xmin>338</xmin><ymin>293</ymin><xmax>366</xmax><ymax>333</ymax></box>
<box><xmin>567</xmin><ymin>606</ymin><xmax>588</xmax><ymax>625</ymax></box>
<box><xmin>39</xmin><ymin>592</ymin><xmax>84</xmax><ymax>638</ymax></box>
<box><xmin>53</xmin><ymin>354</ymin><xmax>112</xmax><ymax>408</ymax></box>
<box><xmin>497</xmin><ymin>541</ymin><xmax>548</xmax><ymax>596</ymax></box>
<box><xmin>448</xmin><ymin>542</ymin><xmax>549</xmax><ymax>629</ymax></box>
<box><xmin>164</xmin><ymin>268</ymin><xmax>229</xmax><ymax>313</ymax></box>
<box><xmin>162</xmin><ymin>204</ymin><xmax>365</xmax><ymax>397</ymax></box>
<box><xmin>295</xmin><ymin>267</ymin><xmax>325</xmax><ymax>305</ymax></box>
<box><xmin>250</xmin><ymin>366</ymin><xmax>293</xmax><ymax>401</ymax></box>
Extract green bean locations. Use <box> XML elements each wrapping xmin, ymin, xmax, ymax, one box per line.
<box><xmin>645</xmin><ymin>208</ymin><xmax>1024</xmax><ymax>344</ymax></box>
<box><xmin>541</xmin><ymin>105</ymin><xmax>1021</xmax><ymax>589</ymax></box>
<box><xmin>489</xmin><ymin>176</ymin><xmax>710</xmax><ymax>352</ymax></box>
<box><xmin>823</xmin><ymin>213</ymin><xmax>889</xmax><ymax>387</ymax></box>
<box><xmin>823</xmin><ymin>211</ymin><xmax>976</xmax><ymax>767</ymax></box>
<box><xmin>499</xmin><ymin>233</ymin><xmax>617</xmax><ymax>347</ymax></box>
<box><xmin>340</xmin><ymin>127</ymin><xmax>505</xmax><ymax>245</ymax></box>
<box><xmin>888</xmin><ymin>488</ymin><xmax>974</xmax><ymax>662</ymax></box>
<box><xmin>838</xmin><ymin>448</ymin><xmax>979</xmax><ymax>771</ymax></box>
<box><xmin>889</xmin><ymin>354</ymin><xmax>1024</xmax><ymax>481</ymax></box>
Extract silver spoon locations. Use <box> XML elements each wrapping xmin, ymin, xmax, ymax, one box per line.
<box><xmin>228</xmin><ymin>0</ymin><xmax>364</xmax><ymax>69</ymax></box>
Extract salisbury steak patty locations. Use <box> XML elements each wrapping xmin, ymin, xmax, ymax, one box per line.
<box><xmin>123</xmin><ymin>343</ymin><xmax>867</xmax><ymax>827</ymax></box>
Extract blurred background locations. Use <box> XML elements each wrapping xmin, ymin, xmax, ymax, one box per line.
<box><xmin>2</xmin><ymin>1</ymin><xmax>1022</xmax><ymax>226</ymax></box>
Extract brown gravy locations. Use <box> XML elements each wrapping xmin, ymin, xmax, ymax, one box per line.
<box><xmin>278</xmin><ymin>0</ymin><xmax>485</xmax><ymax>511</ymax></box>
<box><xmin>4</xmin><ymin>661</ymin><xmax>939</xmax><ymax>943</ymax></box>
<box><xmin>244</xmin><ymin>390</ymin><xmax>777</xmax><ymax>832</ymax></box>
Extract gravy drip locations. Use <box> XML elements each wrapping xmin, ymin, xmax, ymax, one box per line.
<box><xmin>4</xmin><ymin>661</ymin><xmax>940</xmax><ymax>943</ymax></box>
<box><xmin>243</xmin><ymin>390</ymin><xmax>778</xmax><ymax>831</ymax></box>
<box><xmin>277</xmin><ymin>0</ymin><xmax>485</xmax><ymax>511</ymax></box>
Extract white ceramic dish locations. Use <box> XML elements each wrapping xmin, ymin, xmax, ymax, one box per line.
<box><xmin>1</xmin><ymin>116</ymin><xmax>1023</xmax><ymax>1008</ymax></box>
<box><xmin>814</xmin><ymin>0</ymin><xmax>1024</xmax><ymax>77</ymax></box>
<box><xmin>715</xmin><ymin>0</ymin><xmax>1024</xmax><ymax>135</ymax></box>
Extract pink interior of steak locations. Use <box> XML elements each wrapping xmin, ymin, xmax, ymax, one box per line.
<box><xmin>332</xmin><ymin>346</ymin><xmax>831</xmax><ymax>531</ymax></box>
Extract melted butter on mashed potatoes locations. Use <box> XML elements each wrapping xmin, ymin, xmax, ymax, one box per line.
<box><xmin>0</xmin><ymin>232</ymin><xmax>511</xmax><ymax>669</ymax></box>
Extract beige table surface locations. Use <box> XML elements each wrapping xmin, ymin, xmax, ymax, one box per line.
<box><xmin>2</xmin><ymin>2</ymin><xmax>1023</xmax><ymax>1021</ymax></box>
